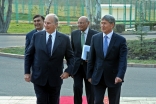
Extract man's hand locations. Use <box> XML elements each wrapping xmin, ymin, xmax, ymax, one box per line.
<box><xmin>115</xmin><ymin>77</ymin><xmax>122</xmax><ymax>84</ymax></box>
<box><xmin>24</xmin><ymin>74</ymin><xmax>31</xmax><ymax>82</ymax></box>
<box><xmin>60</xmin><ymin>72</ymin><xmax>69</xmax><ymax>79</ymax></box>
<box><xmin>88</xmin><ymin>78</ymin><xmax>91</xmax><ymax>83</ymax></box>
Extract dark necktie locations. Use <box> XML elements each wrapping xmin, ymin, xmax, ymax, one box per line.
<box><xmin>103</xmin><ymin>35</ymin><xmax>108</xmax><ymax>57</ymax></box>
<box><xmin>81</xmin><ymin>32</ymin><xmax>85</xmax><ymax>48</ymax></box>
<box><xmin>47</xmin><ymin>35</ymin><xmax>52</xmax><ymax>57</ymax></box>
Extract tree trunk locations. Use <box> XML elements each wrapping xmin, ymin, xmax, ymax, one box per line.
<box><xmin>94</xmin><ymin>0</ymin><xmax>101</xmax><ymax>24</ymax></box>
<box><xmin>85</xmin><ymin>0</ymin><xmax>92</xmax><ymax>24</ymax></box>
<box><xmin>0</xmin><ymin>0</ymin><xmax>13</xmax><ymax>33</ymax></box>
<box><xmin>46</xmin><ymin>0</ymin><xmax>53</xmax><ymax>15</ymax></box>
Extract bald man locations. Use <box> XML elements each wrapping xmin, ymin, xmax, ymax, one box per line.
<box><xmin>71</xmin><ymin>16</ymin><xmax>99</xmax><ymax>104</ymax></box>
<box><xmin>24</xmin><ymin>13</ymin><xmax>74</xmax><ymax>104</ymax></box>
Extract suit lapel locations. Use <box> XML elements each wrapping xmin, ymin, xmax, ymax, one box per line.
<box><xmin>106</xmin><ymin>33</ymin><xmax>117</xmax><ymax>57</ymax></box>
<box><xmin>85</xmin><ymin>29</ymin><xmax>92</xmax><ymax>45</ymax></box>
<box><xmin>40</xmin><ymin>31</ymin><xmax>47</xmax><ymax>54</ymax></box>
<box><xmin>99</xmin><ymin>33</ymin><xmax>105</xmax><ymax>59</ymax></box>
<box><xmin>52</xmin><ymin>31</ymin><xmax>61</xmax><ymax>55</ymax></box>
<box><xmin>78</xmin><ymin>31</ymin><xmax>82</xmax><ymax>50</ymax></box>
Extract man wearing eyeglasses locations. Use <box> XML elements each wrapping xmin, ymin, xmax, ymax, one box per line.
<box><xmin>71</xmin><ymin>16</ymin><xmax>98</xmax><ymax>104</ymax></box>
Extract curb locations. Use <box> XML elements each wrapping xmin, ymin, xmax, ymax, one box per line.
<box><xmin>0</xmin><ymin>52</ymin><xmax>155</xmax><ymax>68</ymax></box>
<box><xmin>0</xmin><ymin>52</ymin><xmax>24</xmax><ymax>59</ymax></box>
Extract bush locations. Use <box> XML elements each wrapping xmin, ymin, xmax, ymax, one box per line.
<box><xmin>135</xmin><ymin>22</ymin><xmax>156</xmax><ymax>31</ymax></box>
<box><xmin>127</xmin><ymin>38</ymin><xmax>156</xmax><ymax>60</ymax></box>
<box><xmin>90</xmin><ymin>24</ymin><xmax>101</xmax><ymax>32</ymax></box>
<box><xmin>115</xmin><ymin>24</ymin><xmax>125</xmax><ymax>33</ymax></box>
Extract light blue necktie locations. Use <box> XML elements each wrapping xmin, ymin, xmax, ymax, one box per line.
<box><xmin>103</xmin><ymin>35</ymin><xmax>108</xmax><ymax>57</ymax></box>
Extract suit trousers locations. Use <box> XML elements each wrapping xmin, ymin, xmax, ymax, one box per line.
<box><xmin>33</xmin><ymin>83</ymin><xmax>61</xmax><ymax>104</ymax></box>
<box><xmin>93</xmin><ymin>74</ymin><xmax>121</xmax><ymax>104</ymax></box>
<box><xmin>73</xmin><ymin>63</ymin><xmax>94</xmax><ymax>104</ymax></box>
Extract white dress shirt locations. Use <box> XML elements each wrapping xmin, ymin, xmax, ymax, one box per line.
<box><xmin>103</xmin><ymin>31</ymin><xmax>113</xmax><ymax>46</ymax></box>
<box><xmin>81</xmin><ymin>27</ymin><xmax>89</xmax><ymax>42</ymax></box>
<box><xmin>46</xmin><ymin>30</ymin><xmax>56</xmax><ymax>55</ymax></box>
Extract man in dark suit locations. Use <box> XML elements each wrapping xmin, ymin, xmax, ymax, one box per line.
<box><xmin>25</xmin><ymin>14</ymin><xmax>44</xmax><ymax>53</ymax></box>
<box><xmin>71</xmin><ymin>16</ymin><xmax>98</xmax><ymax>104</ymax></box>
<box><xmin>24</xmin><ymin>13</ymin><xmax>74</xmax><ymax>104</ymax></box>
<box><xmin>87</xmin><ymin>15</ymin><xmax>127</xmax><ymax>104</ymax></box>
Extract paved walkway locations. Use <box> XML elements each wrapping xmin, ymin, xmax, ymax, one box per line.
<box><xmin>0</xmin><ymin>96</ymin><xmax>156</xmax><ymax>104</ymax></box>
<box><xmin>0</xmin><ymin>34</ymin><xmax>156</xmax><ymax>104</ymax></box>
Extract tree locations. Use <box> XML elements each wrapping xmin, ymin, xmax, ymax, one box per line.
<box><xmin>135</xmin><ymin>0</ymin><xmax>148</xmax><ymax>59</ymax></box>
<box><xmin>85</xmin><ymin>0</ymin><xmax>101</xmax><ymax>25</ymax></box>
<box><xmin>45</xmin><ymin>0</ymin><xmax>53</xmax><ymax>15</ymax></box>
<box><xmin>94</xmin><ymin>0</ymin><xmax>101</xmax><ymax>24</ymax></box>
<box><xmin>0</xmin><ymin>0</ymin><xmax>13</xmax><ymax>33</ymax></box>
<box><xmin>85</xmin><ymin>0</ymin><xmax>92</xmax><ymax>23</ymax></box>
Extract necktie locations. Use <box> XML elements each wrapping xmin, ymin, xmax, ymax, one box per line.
<box><xmin>103</xmin><ymin>35</ymin><xmax>108</xmax><ymax>57</ymax></box>
<box><xmin>81</xmin><ymin>32</ymin><xmax>85</xmax><ymax>48</ymax></box>
<box><xmin>47</xmin><ymin>35</ymin><xmax>52</xmax><ymax>57</ymax></box>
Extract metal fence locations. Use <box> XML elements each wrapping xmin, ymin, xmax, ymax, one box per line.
<box><xmin>4</xmin><ymin>0</ymin><xmax>156</xmax><ymax>27</ymax></box>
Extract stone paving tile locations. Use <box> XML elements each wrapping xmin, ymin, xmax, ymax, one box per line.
<box><xmin>0</xmin><ymin>96</ymin><xmax>156</xmax><ymax>104</ymax></box>
<box><xmin>121</xmin><ymin>97</ymin><xmax>147</xmax><ymax>101</ymax></box>
<box><xmin>140</xmin><ymin>101</ymin><xmax>156</xmax><ymax>104</ymax></box>
<box><xmin>146</xmin><ymin>98</ymin><xmax>156</xmax><ymax>101</ymax></box>
<box><xmin>0</xmin><ymin>96</ymin><xmax>12</xmax><ymax>100</ymax></box>
<box><xmin>120</xmin><ymin>101</ymin><xmax>141</xmax><ymax>104</ymax></box>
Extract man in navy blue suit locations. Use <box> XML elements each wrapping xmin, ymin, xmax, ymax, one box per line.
<box><xmin>25</xmin><ymin>14</ymin><xmax>44</xmax><ymax>53</ymax></box>
<box><xmin>87</xmin><ymin>15</ymin><xmax>127</xmax><ymax>104</ymax></box>
<box><xmin>24</xmin><ymin>14</ymin><xmax>74</xmax><ymax>104</ymax></box>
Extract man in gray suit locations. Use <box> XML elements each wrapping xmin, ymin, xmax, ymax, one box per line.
<box><xmin>24</xmin><ymin>13</ymin><xmax>74</xmax><ymax>104</ymax></box>
<box><xmin>87</xmin><ymin>15</ymin><xmax>127</xmax><ymax>104</ymax></box>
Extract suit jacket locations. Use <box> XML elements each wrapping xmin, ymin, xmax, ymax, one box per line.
<box><xmin>87</xmin><ymin>32</ymin><xmax>127</xmax><ymax>87</ymax></box>
<box><xmin>24</xmin><ymin>31</ymin><xmax>74</xmax><ymax>87</ymax></box>
<box><xmin>25</xmin><ymin>29</ymin><xmax>37</xmax><ymax>53</ymax></box>
<box><xmin>71</xmin><ymin>28</ymin><xmax>98</xmax><ymax>75</ymax></box>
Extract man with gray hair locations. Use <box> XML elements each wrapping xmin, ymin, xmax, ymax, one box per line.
<box><xmin>87</xmin><ymin>14</ymin><xmax>127</xmax><ymax>104</ymax></box>
<box><xmin>71</xmin><ymin>16</ymin><xmax>98</xmax><ymax>104</ymax></box>
<box><xmin>24</xmin><ymin>13</ymin><xmax>74</xmax><ymax>104</ymax></box>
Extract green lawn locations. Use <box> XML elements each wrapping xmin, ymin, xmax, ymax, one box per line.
<box><xmin>0</xmin><ymin>46</ymin><xmax>156</xmax><ymax>64</ymax></box>
<box><xmin>8</xmin><ymin>22</ymin><xmax>34</xmax><ymax>33</ymax></box>
<box><xmin>8</xmin><ymin>22</ymin><xmax>73</xmax><ymax>34</ymax></box>
<box><xmin>0</xmin><ymin>47</ymin><xmax>25</xmax><ymax>55</ymax></box>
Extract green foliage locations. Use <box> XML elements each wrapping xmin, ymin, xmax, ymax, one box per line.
<box><xmin>0</xmin><ymin>47</ymin><xmax>24</xmax><ymax>55</ymax></box>
<box><xmin>115</xmin><ymin>24</ymin><xmax>125</xmax><ymax>33</ymax></box>
<box><xmin>127</xmin><ymin>38</ymin><xmax>156</xmax><ymax>60</ymax></box>
<box><xmin>128</xmin><ymin>59</ymin><xmax>156</xmax><ymax>64</ymax></box>
<box><xmin>8</xmin><ymin>22</ymin><xmax>73</xmax><ymax>34</ymax></box>
<box><xmin>8</xmin><ymin>22</ymin><xmax>34</xmax><ymax>33</ymax></box>
<box><xmin>58</xmin><ymin>25</ymin><xmax>72</xmax><ymax>35</ymax></box>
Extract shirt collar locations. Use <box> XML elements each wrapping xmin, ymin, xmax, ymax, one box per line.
<box><xmin>46</xmin><ymin>30</ymin><xmax>56</xmax><ymax>38</ymax></box>
<box><xmin>81</xmin><ymin>27</ymin><xmax>89</xmax><ymax>34</ymax></box>
<box><xmin>103</xmin><ymin>30</ymin><xmax>113</xmax><ymax>39</ymax></box>
<box><xmin>37</xmin><ymin>27</ymin><xmax>45</xmax><ymax>32</ymax></box>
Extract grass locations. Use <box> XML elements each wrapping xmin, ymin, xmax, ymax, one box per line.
<box><xmin>0</xmin><ymin>47</ymin><xmax>24</xmax><ymax>55</ymax></box>
<box><xmin>0</xmin><ymin>46</ymin><xmax>156</xmax><ymax>64</ymax></box>
<box><xmin>7</xmin><ymin>22</ymin><xmax>34</xmax><ymax>33</ymax></box>
<box><xmin>8</xmin><ymin>22</ymin><xmax>73</xmax><ymax>34</ymax></box>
